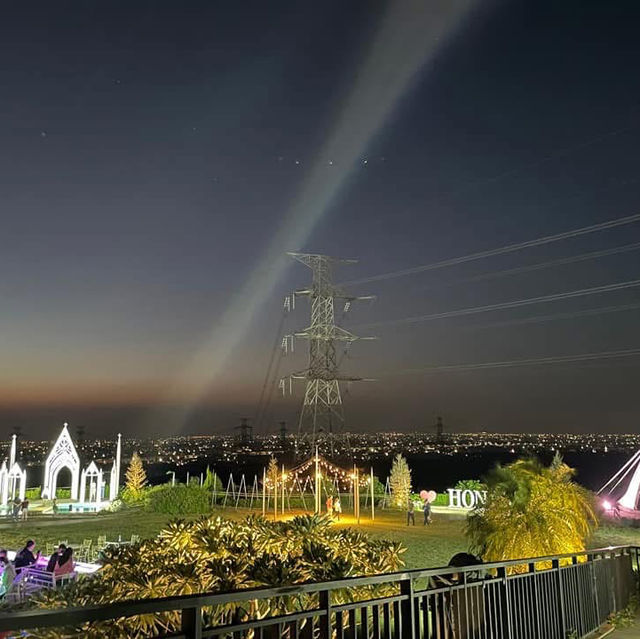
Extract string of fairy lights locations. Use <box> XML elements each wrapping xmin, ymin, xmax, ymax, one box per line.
<box><xmin>263</xmin><ymin>456</ymin><xmax>371</xmax><ymax>490</ymax></box>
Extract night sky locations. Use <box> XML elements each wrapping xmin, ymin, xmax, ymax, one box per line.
<box><xmin>2</xmin><ymin>0</ymin><xmax>640</xmax><ymax>439</ymax></box>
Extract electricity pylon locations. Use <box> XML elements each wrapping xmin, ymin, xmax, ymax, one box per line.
<box><xmin>283</xmin><ymin>253</ymin><xmax>374</xmax><ymax>458</ymax></box>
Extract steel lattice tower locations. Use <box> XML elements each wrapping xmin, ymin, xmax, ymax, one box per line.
<box><xmin>285</xmin><ymin>253</ymin><xmax>374</xmax><ymax>457</ymax></box>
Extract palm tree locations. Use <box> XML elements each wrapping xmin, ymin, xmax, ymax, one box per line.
<box><xmin>466</xmin><ymin>454</ymin><xmax>596</xmax><ymax>565</ymax></box>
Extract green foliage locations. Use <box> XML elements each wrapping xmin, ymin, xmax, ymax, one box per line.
<box><xmin>465</xmin><ymin>457</ymin><xmax>597</xmax><ymax>567</ymax></box>
<box><xmin>371</xmin><ymin>476</ymin><xmax>385</xmax><ymax>496</ymax></box>
<box><xmin>25</xmin><ymin>487</ymin><xmax>42</xmax><ymax>500</ymax></box>
<box><xmin>389</xmin><ymin>454</ymin><xmax>411</xmax><ymax>508</ymax></box>
<box><xmin>203</xmin><ymin>466</ymin><xmax>222</xmax><ymax>492</ymax></box>
<box><xmin>454</xmin><ymin>479</ymin><xmax>486</xmax><ymax>492</ymax></box>
<box><xmin>145</xmin><ymin>484</ymin><xmax>211</xmax><ymax>515</ymax></box>
<box><xmin>27</xmin><ymin>514</ymin><xmax>405</xmax><ymax>637</ymax></box>
<box><xmin>124</xmin><ymin>452</ymin><xmax>147</xmax><ymax>502</ymax></box>
<box><xmin>433</xmin><ymin>493</ymin><xmax>448</xmax><ymax>506</ymax></box>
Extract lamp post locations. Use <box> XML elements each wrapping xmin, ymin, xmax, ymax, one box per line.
<box><xmin>281</xmin><ymin>466</ymin><xmax>286</xmax><ymax>516</ymax></box>
<box><xmin>370</xmin><ymin>467</ymin><xmax>375</xmax><ymax>521</ymax></box>
<box><xmin>166</xmin><ymin>471</ymin><xmax>175</xmax><ymax>486</ymax></box>
<box><xmin>315</xmin><ymin>448</ymin><xmax>321</xmax><ymax>514</ymax></box>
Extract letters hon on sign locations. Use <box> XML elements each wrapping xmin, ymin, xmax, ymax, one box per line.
<box><xmin>447</xmin><ymin>488</ymin><xmax>487</xmax><ymax>509</ymax></box>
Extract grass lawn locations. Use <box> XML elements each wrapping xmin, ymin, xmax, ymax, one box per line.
<box><xmin>1</xmin><ymin>506</ymin><xmax>638</xmax><ymax>572</ymax></box>
<box><xmin>334</xmin><ymin>511</ymin><xmax>469</xmax><ymax>569</ymax></box>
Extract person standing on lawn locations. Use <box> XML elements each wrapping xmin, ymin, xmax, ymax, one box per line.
<box><xmin>407</xmin><ymin>499</ymin><xmax>415</xmax><ymax>526</ymax></box>
<box><xmin>423</xmin><ymin>500</ymin><xmax>432</xmax><ymax>525</ymax></box>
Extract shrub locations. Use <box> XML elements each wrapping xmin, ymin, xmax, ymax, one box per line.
<box><xmin>25</xmin><ymin>487</ymin><xmax>42</xmax><ymax>500</ymax></box>
<box><xmin>454</xmin><ymin>479</ymin><xmax>486</xmax><ymax>492</ymax></box>
<box><xmin>145</xmin><ymin>483</ymin><xmax>211</xmax><ymax>515</ymax></box>
<box><xmin>433</xmin><ymin>493</ymin><xmax>448</xmax><ymax>506</ymax></box>
<box><xmin>202</xmin><ymin>466</ymin><xmax>222</xmax><ymax>492</ymax></box>
<box><xmin>106</xmin><ymin>499</ymin><xmax>124</xmax><ymax>513</ymax></box>
<box><xmin>29</xmin><ymin>514</ymin><xmax>405</xmax><ymax>637</ymax></box>
<box><xmin>371</xmin><ymin>476</ymin><xmax>386</xmax><ymax>496</ymax></box>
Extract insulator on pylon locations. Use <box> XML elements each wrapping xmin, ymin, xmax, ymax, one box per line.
<box><xmin>281</xmin><ymin>335</ymin><xmax>295</xmax><ymax>354</ymax></box>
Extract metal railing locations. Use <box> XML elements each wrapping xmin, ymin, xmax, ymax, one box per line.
<box><xmin>0</xmin><ymin>545</ymin><xmax>637</xmax><ymax>638</ymax></box>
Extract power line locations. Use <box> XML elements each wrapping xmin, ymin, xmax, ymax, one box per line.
<box><xmin>255</xmin><ymin>311</ymin><xmax>286</xmax><ymax>432</ymax></box>
<box><xmin>360</xmin><ymin>278</ymin><xmax>640</xmax><ymax>328</ymax></box>
<box><xmin>381</xmin><ymin>347</ymin><xmax>640</xmax><ymax>376</ymax></box>
<box><xmin>345</xmin><ymin>212</ymin><xmax>640</xmax><ymax>286</ymax></box>
<box><xmin>419</xmin><ymin>242</ymin><xmax>640</xmax><ymax>292</ymax></box>
<box><xmin>448</xmin><ymin>120</ymin><xmax>640</xmax><ymax>195</ymax></box>
<box><xmin>458</xmin><ymin>301</ymin><xmax>640</xmax><ymax>332</ymax></box>
<box><xmin>258</xmin><ymin>349</ymin><xmax>286</xmax><ymax>435</ymax></box>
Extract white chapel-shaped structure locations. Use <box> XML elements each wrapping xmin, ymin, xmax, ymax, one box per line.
<box><xmin>42</xmin><ymin>423</ymin><xmax>80</xmax><ymax>500</ymax></box>
<box><xmin>79</xmin><ymin>461</ymin><xmax>103</xmax><ymax>504</ymax></box>
<box><xmin>0</xmin><ymin>435</ymin><xmax>27</xmax><ymax>505</ymax></box>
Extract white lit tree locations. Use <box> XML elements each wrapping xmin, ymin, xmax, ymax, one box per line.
<box><xmin>389</xmin><ymin>453</ymin><xmax>412</xmax><ymax>508</ymax></box>
<box><xmin>266</xmin><ymin>456</ymin><xmax>279</xmax><ymax>493</ymax></box>
<box><xmin>125</xmin><ymin>452</ymin><xmax>147</xmax><ymax>500</ymax></box>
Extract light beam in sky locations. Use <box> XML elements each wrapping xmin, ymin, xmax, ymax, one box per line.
<box><xmin>165</xmin><ymin>0</ymin><xmax>478</xmax><ymax>420</ymax></box>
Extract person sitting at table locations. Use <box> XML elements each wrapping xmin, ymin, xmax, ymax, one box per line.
<box><xmin>14</xmin><ymin>540</ymin><xmax>39</xmax><ymax>570</ymax></box>
<box><xmin>46</xmin><ymin>544</ymin><xmax>66</xmax><ymax>572</ymax></box>
<box><xmin>53</xmin><ymin>546</ymin><xmax>75</xmax><ymax>580</ymax></box>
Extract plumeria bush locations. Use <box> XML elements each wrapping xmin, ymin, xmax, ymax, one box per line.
<box><xmin>27</xmin><ymin>514</ymin><xmax>405</xmax><ymax>638</ymax></box>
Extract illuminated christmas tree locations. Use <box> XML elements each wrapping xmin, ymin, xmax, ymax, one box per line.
<box><xmin>125</xmin><ymin>452</ymin><xmax>147</xmax><ymax>500</ymax></box>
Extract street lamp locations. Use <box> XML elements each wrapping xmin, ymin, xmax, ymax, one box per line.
<box><xmin>166</xmin><ymin>471</ymin><xmax>175</xmax><ymax>486</ymax></box>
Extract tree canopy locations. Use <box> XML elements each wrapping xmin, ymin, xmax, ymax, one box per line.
<box><xmin>465</xmin><ymin>455</ymin><xmax>597</xmax><ymax>565</ymax></box>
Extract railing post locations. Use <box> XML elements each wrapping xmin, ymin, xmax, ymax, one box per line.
<box><xmin>318</xmin><ymin>590</ymin><xmax>332</xmax><ymax>639</ymax></box>
<box><xmin>400</xmin><ymin>577</ymin><xmax>416</xmax><ymax>639</ymax></box>
<box><xmin>609</xmin><ymin>551</ymin><xmax>618</xmax><ymax>613</ymax></box>
<box><xmin>552</xmin><ymin>559</ymin><xmax>567</xmax><ymax>638</ymax></box>
<box><xmin>497</xmin><ymin>566</ymin><xmax>512</xmax><ymax>639</ymax></box>
<box><xmin>588</xmin><ymin>553</ymin><xmax>601</xmax><ymax>627</ymax></box>
<box><xmin>181</xmin><ymin>605</ymin><xmax>202</xmax><ymax>639</ymax></box>
<box><xmin>529</xmin><ymin>562</ymin><xmax>541</xmax><ymax>639</ymax></box>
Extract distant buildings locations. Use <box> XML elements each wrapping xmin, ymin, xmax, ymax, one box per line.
<box><xmin>6</xmin><ymin>430</ymin><xmax>637</xmax><ymax>470</ymax></box>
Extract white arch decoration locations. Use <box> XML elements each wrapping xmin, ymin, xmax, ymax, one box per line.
<box><xmin>7</xmin><ymin>463</ymin><xmax>26</xmax><ymax>501</ymax></box>
<box><xmin>0</xmin><ymin>461</ymin><xmax>8</xmax><ymax>506</ymax></box>
<box><xmin>42</xmin><ymin>424</ymin><xmax>80</xmax><ymax>500</ymax></box>
<box><xmin>79</xmin><ymin>461</ymin><xmax>103</xmax><ymax>504</ymax></box>
<box><xmin>109</xmin><ymin>433</ymin><xmax>122</xmax><ymax>500</ymax></box>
